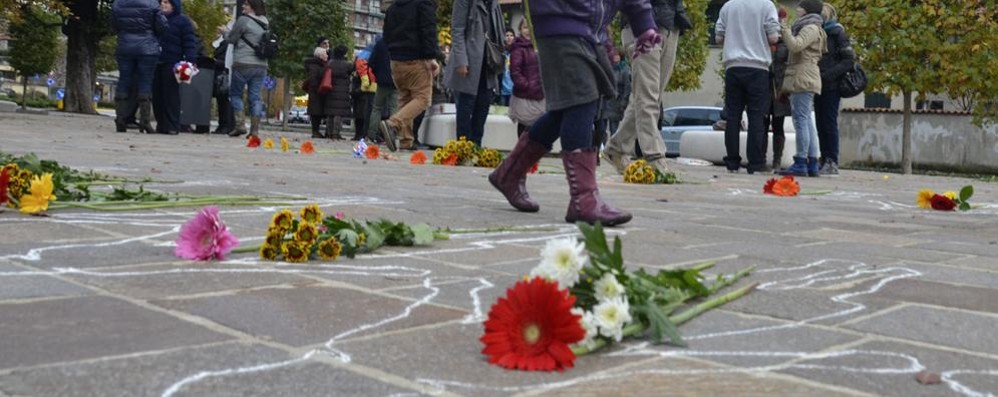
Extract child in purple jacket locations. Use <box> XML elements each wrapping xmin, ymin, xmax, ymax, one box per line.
<box><xmin>488</xmin><ymin>0</ymin><xmax>661</xmax><ymax>227</ymax></box>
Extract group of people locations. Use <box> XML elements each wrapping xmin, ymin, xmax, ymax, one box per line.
<box><xmin>112</xmin><ymin>0</ymin><xmax>271</xmax><ymax>137</ymax></box>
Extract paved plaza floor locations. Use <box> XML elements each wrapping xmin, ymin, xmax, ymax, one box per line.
<box><xmin>1</xmin><ymin>111</ymin><xmax>997</xmax><ymax>396</ymax></box>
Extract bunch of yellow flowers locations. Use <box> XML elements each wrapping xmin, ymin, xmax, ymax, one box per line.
<box><xmin>260</xmin><ymin>204</ymin><xmax>343</xmax><ymax>263</ymax></box>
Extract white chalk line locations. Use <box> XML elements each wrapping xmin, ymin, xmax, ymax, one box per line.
<box><xmin>0</xmin><ymin>228</ymin><xmax>180</xmax><ymax>262</ymax></box>
<box><xmin>941</xmin><ymin>370</ymin><xmax>998</xmax><ymax>397</ymax></box>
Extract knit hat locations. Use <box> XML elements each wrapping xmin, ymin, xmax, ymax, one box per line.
<box><xmin>799</xmin><ymin>0</ymin><xmax>823</xmax><ymax>15</ymax></box>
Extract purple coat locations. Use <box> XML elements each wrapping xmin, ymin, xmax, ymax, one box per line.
<box><xmin>509</xmin><ymin>36</ymin><xmax>543</xmax><ymax>100</ymax></box>
<box><xmin>528</xmin><ymin>0</ymin><xmax>655</xmax><ymax>43</ymax></box>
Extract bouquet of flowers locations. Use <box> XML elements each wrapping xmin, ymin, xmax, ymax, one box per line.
<box><xmin>481</xmin><ymin>223</ymin><xmax>756</xmax><ymax>371</ymax></box>
<box><xmin>623</xmin><ymin>160</ymin><xmax>679</xmax><ymax>184</ymax></box>
<box><xmin>432</xmin><ymin>137</ymin><xmax>503</xmax><ymax>168</ymax></box>
<box><xmin>917</xmin><ymin>185</ymin><xmax>974</xmax><ymax>211</ymax></box>
<box><xmin>173</xmin><ymin>61</ymin><xmax>199</xmax><ymax>84</ymax></box>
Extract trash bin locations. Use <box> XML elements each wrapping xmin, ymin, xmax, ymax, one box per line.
<box><xmin>180</xmin><ymin>57</ymin><xmax>215</xmax><ymax>127</ymax></box>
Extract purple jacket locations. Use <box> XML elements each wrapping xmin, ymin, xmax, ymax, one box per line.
<box><xmin>528</xmin><ymin>0</ymin><xmax>655</xmax><ymax>43</ymax></box>
<box><xmin>509</xmin><ymin>36</ymin><xmax>543</xmax><ymax>100</ymax></box>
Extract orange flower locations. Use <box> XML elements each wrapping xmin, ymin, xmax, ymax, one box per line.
<box><xmin>247</xmin><ymin>135</ymin><xmax>261</xmax><ymax>148</ymax></box>
<box><xmin>442</xmin><ymin>153</ymin><xmax>459</xmax><ymax>166</ymax></box>
<box><xmin>410</xmin><ymin>151</ymin><xmax>427</xmax><ymax>164</ymax></box>
<box><xmin>763</xmin><ymin>178</ymin><xmax>777</xmax><ymax>194</ymax></box>
<box><xmin>771</xmin><ymin>176</ymin><xmax>800</xmax><ymax>197</ymax></box>
<box><xmin>300</xmin><ymin>141</ymin><xmax>315</xmax><ymax>154</ymax></box>
<box><xmin>365</xmin><ymin>145</ymin><xmax>380</xmax><ymax>159</ymax></box>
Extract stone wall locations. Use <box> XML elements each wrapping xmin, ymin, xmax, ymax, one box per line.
<box><xmin>839</xmin><ymin>110</ymin><xmax>998</xmax><ymax>173</ymax></box>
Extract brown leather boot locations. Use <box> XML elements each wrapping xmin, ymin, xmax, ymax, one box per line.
<box><xmin>488</xmin><ymin>133</ymin><xmax>548</xmax><ymax>212</ymax></box>
<box><xmin>562</xmin><ymin>149</ymin><xmax>632</xmax><ymax>226</ymax></box>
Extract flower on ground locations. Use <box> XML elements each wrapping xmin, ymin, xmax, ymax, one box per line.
<box><xmin>930</xmin><ymin>194</ymin><xmax>957</xmax><ymax>211</ymax></box>
<box><xmin>593</xmin><ymin>297</ymin><xmax>632</xmax><ymax>342</ymax></box>
<box><xmin>265</xmin><ymin>230</ymin><xmax>285</xmax><ymax>247</ymax></box>
<box><xmin>442</xmin><ymin>153</ymin><xmax>459</xmax><ymax>166</ymax></box>
<box><xmin>280</xmin><ymin>137</ymin><xmax>290</xmax><ymax>152</ymax></box>
<box><xmin>270</xmin><ymin>209</ymin><xmax>295</xmax><ymax>232</ymax></box>
<box><xmin>916</xmin><ymin>189</ymin><xmax>935</xmax><ymax>209</ymax></box>
<box><xmin>763</xmin><ymin>178</ymin><xmax>777</xmax><ymax>194</ymax></box>
<box><xmin>259</xmin><ymin>244</ymin><xmax>279</xmax><ymax>260</ymax></box>
<box><xmin>0</xmin><ymin>167</ymin><xmax>9</xmax><ymax>206</ymax></box>
<box><xmin>481</xmin><ymin>277</ymin><xmax>586</xmax><ymax>371</ymax></box>
<box><xmin>530</xmin><ymin>237</ymin><xmax>588</xmax><ymax>289</ymax></box>
<box><xmin>624</xmin><ymin>160</ymin><xmax>655</xmax><ymax>184</ymax></box>
<box><xmin>365</xmin><ymin>144</ymin><xmax>380</xmax><ymax>159</ymax></box>
<box><xmin>19</xmin><ymin>173</ymin><xmax>56</xmax><ymax>214</ymax></box>
<box><xmin>247</xmin><ymin>135</ymin><xmax>261</xmax><ymax>148</ymax></box>
<box><xmin>410</xmin><ymin>151</ymin><xmax>427</xmax><ymax>165</ymax></box>
<box><xmin>282</xmin><ymin>241</ymin><xmax>310</xmax><ymax>263</ymax></box>
<box><xmin>476</xmin><ymin>148</ymin><xmax>502</xmax><ymax>168</ymax></box>
<box><xmin>294</xmin><ymin>222</ymin><xmax>319</xmax><ymax>245</ymax></box>
<box><xmin>174</xmin><ymin>206</ymin><xmax>240</xmax><ymax>261</ymax></box>
<box><xmin>570</xmin><ymin>308</ymin><xmax>600</xmax><ymax>350</ymax></box>
<box><xmin>770</xmin><ymin>176</ymin><xmax>800</xmax><ymax>197</ymax></box>
<box><xmin>300</xmin><ymin>141</ymin><xmax>315</xmax><ymax>154</ymax></box>
<box><xmin>594</xmin><ymin>273</ymin><xmax>625</xmax><ymax>302</ymax></box>
<box><xmin>335</xmin><ymin>211</ymin><xmax>345</xmax><ymax>220</ymax></box>
<box><xmin>263</xmin><ymin>138</ymin><xmax>275</xmax><ymax>149</ymax></box>
<box><xmin>943</xmin><ymin>191</ymin><xmax>957</xmax><ymax>200</ymax></box>
<box><xmin>317</xmin><ymin>237</ymin><xmax>343</xmax><ymax>260</ymax></box>
<box><xmin>299</xmin><ymin>204</ymin><xmax>324</xmax><ymax>224</ymax></box>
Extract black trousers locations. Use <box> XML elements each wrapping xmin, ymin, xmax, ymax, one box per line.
<box><xmin>152</xmin><ymin>63</ymin><xmax>181</xmax><ymax>133</ymax></box>
<box><xmin>723</xmin><ymin>67</ymin><xmax>771</xmax><ymax>172</ymax></box>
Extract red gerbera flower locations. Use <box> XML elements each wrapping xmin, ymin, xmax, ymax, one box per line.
<box><xmin>247</xmin><ymin>135</ymin><xmax>261</xmax><ymax>148</ymax></box>
<box><xmin>481</xmin><ymin>277</ymin><xmax>586</xmax><ymax>372</ymax></box>
<box><xmin>0</xmin><ymin>167</ymin><xmax>9</xmax><ymax>206</ymax></box>
<box><xmin>763</xmin><ymin>176</ymin><xmax>799</xmax><ymax>197</ymax></box>
<box><xmin>442</xmin><ymin>153</ymin><xmax>459</xmax><ymax>166</ymax></box>
<box><xmin>300</xmin><ymin>141</ymin><xmax>315</xmax><ymax>154</ymax></box>
<box><xmin>763</xmin><ymin>178</ymin><xmax>777</xmax><ymax>194</ymax></box>
<box><xmin>365</xmin><ymin>145</ymin><xmax>380</xmax><ymax>159</ymax></box>
<box><xmin>529</xmin><ymin>162</ymin><xmax>539</xmax><ymax>174</ymax></box>
<box><xmin>930</xmin><ymin>194</ymin><xmax>956</xmax><ymax>211</ymax></box>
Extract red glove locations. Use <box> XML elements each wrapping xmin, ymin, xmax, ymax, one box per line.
<box><xmin>634</xmin><ymin>29</ymin><xmax>663</xmax><ymax>57</ymax></box>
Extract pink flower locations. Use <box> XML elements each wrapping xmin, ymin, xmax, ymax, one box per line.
<box><xmin>335</xmin><ymin>211</ymin><xmax>345</xmax><ymax>220</ymax></box>
<box><xmin>174</xmin><ymin>206</ymin><xmax>239</xmax><ymax>261</ymax></box>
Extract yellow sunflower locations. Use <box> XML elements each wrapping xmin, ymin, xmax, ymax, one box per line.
<box><xmin>943</xmin><ymin>191</ymin><xmax>957</xmax><ymax>200</ymax></box>
<box><xmin>476</xmin><ymin>148</ymin><xmax>502</xmax><ymax>168</ymax></box>
<box><xmin>316</xmin><ymin>237</ymin><xmax>343</xmax><ymax>261</ymax></box>
<box><xmin>299</xmin><ymin>204</ymin><xmax>324</xmax><ymax>224</ymax></box>
<box><xmin>19</xmin><ymin>173</ymin><xmax>56</xmax><ymax>214</ymax></box>
<box><xmin>623</xmin><ymin>160</ymin><xmax>655</xmax><ymax>184</ymax></box>
<box><xmin>916</xmin><ymin>189</ymin><xmax>935</xmax><ymax>209</ymax></box>
<box><xmin>294</xmin><ymin>222</ymin><xmax>319</xmax><ymax>245</ymax></box>
<box><xmin>282</xmin><ymin>241</ymin><xmax>310</xmax><ymax>263</ymax></box>
<box><xmin>259</xmin><ymin>244</ymin><xmax>279</xmax><ymax>260</ymax></box>
<box><xmin>265</xmin><ymin>230</ymin><xmax>285</xmax><ymax>247</ymax></box>
<box><xmin>270</xmin><ymin>209</ymin><xmax>295</xmax><ymax>232</ymax></box>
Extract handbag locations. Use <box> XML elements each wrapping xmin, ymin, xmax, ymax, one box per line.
<box><xmin>213</xmin><ymin>70</ymin><xmax>230</xmax><ymax>97</ymax></box>
<box><xmin>484</xmin><ymin>37</ymin><xmax>505</xmax><ymax>77</ymax></box>
<box><xmin>838</xmin><ymin>63</ymin><xmax>867</xmax><ymax>98</ymax></box>
<box><xmin>318</xmin><ymin>67</ymin><xmax>333</xmax><ymax>94</ymax></box>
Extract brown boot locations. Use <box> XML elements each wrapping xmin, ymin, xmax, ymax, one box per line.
<box><xmin>562</xmin><ymin>149</ymin><xmax>632</xmax><ymax>226</ymax></box>
<box><xmin>249</xmin><ymin>116</ymin><xmax>261</xmax><ymax>137</ymax></box>
<box><xmin>489</xmin><ymin>133</ymin><xmax>548</xmax><ymax>212</ymax></box>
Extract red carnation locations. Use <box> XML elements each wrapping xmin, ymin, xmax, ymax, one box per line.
<box><xmin>529</xmin><ymin>162</ymin><xmax>539</xmax><ymax>174</ymax></box>
<box><xmin>481</xmin><ymin>277</ymin><xmax>585</xmax><ymax>371</ymax></box>
<box><xmin>0</xmin><ymin>167</ymin><xmax>9</xmax><ymax>206</ymax></box>
<box><xmin>930</xmin><ymin>194</ymin><xmax>957</xmax><ymax>211</ymax></box>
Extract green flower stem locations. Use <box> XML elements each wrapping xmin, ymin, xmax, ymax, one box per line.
<box><xmin>691</xmin><ymin>261</ymin><xmax>716</xmax><ymax>272</ymax></box>
<box><xmin>232</xmin><ymin>244</ymin><xmax>262</xmax><ymax>254</ymax></box>
<box><xmin>572</xmin><ymin>280</ymin><xmax>759</xmax><ymax>356</ymax></box>
<box><xmin>800</xmin><ymin>190</ymin><xmax>833</xmax><ymax>196</ymax></box>
<box><xmin>49</xmin><ymin>200</ymin><xmax>300</xmax><ymax>212</ymax></box>
<box><xmin>708</xmin><ymin>265</ymin><xmax>756</xmax><ymax>294</ymax></box>
<box><xmin>441</xmin><ymin>226</ymin><xmax>561</xmax><ymax>234</ymax></box>
<box><xmin>433</xmin><ymin>232</ymin><xmax>450</xmax><ymax>241</ymax></box>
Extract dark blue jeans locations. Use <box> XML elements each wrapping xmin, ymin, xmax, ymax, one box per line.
<box><xmin>115</xmin><ymin>54</ymin><xmax>159</xmax><ymax>99</ymax></box>
<box><xmin>815</xmin><ymin>90</ymin><xmax>842</xmax><ymax>163</ymax></box>
<box><xmin>528</xmin><ymin>101</ymin><xmax>599</xmax><ymax>151</ymax></box>
<box><xmin>723</xmin><ymin>67</ymin><xmax>771</xmax><ymax>172</ymax></box>
<box><xmin>455</xmin><ymin>67</ymin><xmax>493</xmax><ymax>146</ymax></box>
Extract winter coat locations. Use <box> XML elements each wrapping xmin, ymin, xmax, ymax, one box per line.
<box><xmin>818</xmin><ymin>21</ymin><xmax>856</xmax><ymax>94</ymax></box>
<box><xmin>780</xmin><ymin>21</ymin><xmax>826</xmax><ymax>95</ymax></box>
<box><xmin>368</xmin><ymin>39</ymin><xmax>395</xmax><ymax>89</ymax></box>
<box><xmin>158</xmin><ymin>6</ymin><xmax>198</xmax><ymax>65</ymax></box>
<box><xmin>769</xmin><ymin>40</ymin><xmax>790</xmax><ymax>117</ymax></box>
<box><xmin>528</xmin><ymin>0</ymin><xmax>654</xmax><ymax>43</ymax></box>
<box><xmin>226</xmin><ymin>14</ymin><xmax>270</xmax><ymax>69</ymax></box>
<box><xmin>384</xmin><ymin>0</ymin><xmax>440</xmax><ymax>62</ymax></box>
<box><xmin>443</xmin><ymin>0</ymin><xmax>505</xmax><ymax>95</ymax></box>
<box><xmin>303</xmin><ymin>57</ymin><xmax>328</xmax><ymax>117</ymax></box>
<box><xmin>509</xmin><ymin>36</ymin><xmax>542</xmax><ymax>100</ymax></box>
<box><xmin>327</xmin><ymin>58</ymin><xmax>355</xmax><ymax>118</ymax></box>
<box><xmin>111</xmin><ymin>0</ymin><xmax>167</xmax><ymax>57</ymax></box>
<box><xmin>605</xmin><ymin>61</ymin><xmax>631</xmax><ymax>120</ymax></box>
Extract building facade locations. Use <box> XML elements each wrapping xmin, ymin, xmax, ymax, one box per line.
<box><xmin>347</xmin><ymin>0</ymin><xmax>384</xmax><ymax>50</ymax></box>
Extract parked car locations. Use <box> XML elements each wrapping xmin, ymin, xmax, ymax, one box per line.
<box><xmin>287</xmin><ymin>106</ymin><xmax>309</xmax><ymax>124</ymax></box>
<box><xmin>660</xmin><ymin>106</ymin><xmax>726</xmax><ymax>157</ymax></box>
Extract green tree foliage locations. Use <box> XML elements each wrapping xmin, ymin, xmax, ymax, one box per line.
<box><xmin>0</xmin><ymin>0</ymin><xmax>66</xmax><ymax>22</ymax></box>
<box><xmin>667</xmin><ymin>0</ymin><xmax>709</xmax><ymax>92</ymax></box>
<box><xmin>184</xmin><ymin>0</ymin><xmax>229</xmax><ymax>53</ymax></box>
<box><xmin>267</xmin><ymin>0</ymin><xmax>351</xmax><ymax>80</ymax></box>
<box><xmin>8</xmin><ymin>5</ymin><xmax>60</xmax><ymax>107</ymax></box>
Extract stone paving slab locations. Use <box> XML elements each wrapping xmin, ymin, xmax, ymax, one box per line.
<box><xmin>845</xmin><ymin>305</ymin><xmax>998</xmax><ymax>356</ymax></box>
<box><xmin>0</xmin><ymin>263</ymin><xmax>93</xmax><ymax>300</ymax></box>
<box><xmin>856</xmin><ymin>278</ymin><xmax>998</xmax><ymax>315</ymax></box>
<box><xmin>0</xmin><ymin>296</ymin><xmax>230</xmax><ymax>370</ymax></box>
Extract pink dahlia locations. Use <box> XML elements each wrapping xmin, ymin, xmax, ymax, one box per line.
<box><xmin>174</xmin><ymin>206</ymin><xmax>239</xmax><ymax>261</ymax></box>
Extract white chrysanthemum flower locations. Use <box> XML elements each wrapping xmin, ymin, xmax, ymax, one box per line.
<box><xmin>594</xmin><ymin>273</ymin><xmax>625</xmax><ymax>302</ymax></box>
<box><xmin>533</xmin><ymin>237</ymin><xmax>588</xmax><ymax>289</ymax></box>
<box><xmin>594</xmin><ymin>297</ymin><xmax>632</xmax><ymax>342</ymax></box>
<box><xmin>571</xmin><ymin>307</ymin><xmax>599</xmax><ymax>349</ymax></box>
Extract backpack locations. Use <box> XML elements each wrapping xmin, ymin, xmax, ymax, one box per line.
<box><xmin>240</xmin><ymin>16</ymin><xmax>279</xmax><ymax>60</ymax></box>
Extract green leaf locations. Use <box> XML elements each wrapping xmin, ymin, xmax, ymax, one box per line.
<box><xmin>336</xmin><ymin>229</ymin><xmax>359</xmax><ymax>247</ymax></box>
<box><xmin>411</xmin><ymin>223</ymin><xmax>434</xmax><ymax>245</ymax></box>
<box><xmin>960</xmin><ymin>185</ymin><xmax>974</xmax><ymax>201</ymax></box>
<box><xmin>959</xmin><ymin>202</ymin><xmax>971</xmax><ymax>211</ymax></box>
<box><xmin>362</xmin><ymin>223</ymin><xmax>385</xmax><ymax>250</ymax></box>
<box><xmin>640</xmin><ymin>301</ymin><xmax>687</xmax><ymax>347</ymax></box>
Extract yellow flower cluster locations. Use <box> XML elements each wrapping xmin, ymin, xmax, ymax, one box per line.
<box><xmin>623</xmin><ymin>160</ymin><xmax>656</xmax><ymax>184</ymax></box>
<box><xmin>475</xmin><ymin>148</ymin><xmax>503</xmax><ymax>168</ymax></box>
<box><xmin>432</xmin><ymin>137</ymin><xmax>502</xmax><ymax>168</ymax></box>
<box><xmin>438</xmin><ymin>27</ymin><xmax>452</xmax><ymax>47</ymax></box>
<box><xmin>260</xmin><ymin>204</ymin><xmax>341</xmax><ymax>262</ymax></box>
<box><xmin>2</xmin><ymin>163</ymin><xmax>34</xmax><ymax>200</ymax></box>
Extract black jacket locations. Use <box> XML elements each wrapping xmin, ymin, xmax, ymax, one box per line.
<box><xmin>384</xmin><ymin>0</ymin><xmax>440</xmax><ymax>61</ymax></box>
<box><xmin>626</xmin><ymin>0</ymin><xmax>692</xmax><ymax>33</ymax></box>
<box><xmin>369</xmin><ymin>39</ymin><xmax>395</xmax><ymax>89</ymax></box>
<box><xmin>818</xmin><ymin>21</ymin><xmax>856</xmax><ymax>94</ymax></box>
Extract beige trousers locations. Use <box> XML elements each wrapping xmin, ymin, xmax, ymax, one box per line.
<box><xmin>389</xmin><ymin>60</ymin><xmax>433</xmax><ymax>148</ymax></box>
<box><xmin>606</xmin><ymin>28</ymin><xmax>680</xmax><ymax>159</ymax></box>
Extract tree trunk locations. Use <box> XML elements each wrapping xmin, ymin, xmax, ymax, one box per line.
<box><xmin>21</xmin><ymin>76</ymin><xmax>28</xmax><ymax>110</ymax></box>
<box><xmin>63</xmin><ymin>0</ymin><xmax>101</xmax><ymax>115</ymax></box>
<box><xmin>901</xmin><ymin>91</ymin><xmax>913</xmax><ymax>175</ymax></box>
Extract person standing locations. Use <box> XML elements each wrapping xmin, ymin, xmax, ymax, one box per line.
<box><xmin>777</xmin><ymin>0</ymin><xmax>826</xmax><ymax>177</ymax></box>
<box><xmin>350</xmin><ymin>55</ymin><xmax>377</xmax><ymax>141</ymax></box>
<box><xmin>488</xmin><ymin>0</ymin><xmax>661</xmax><ymax>227</ymax></box>
<box><xmin>763</xmin><ymin>11</ymin><xmax>790</xmax><ymax>171</ymax></box>
<box><xmin>303</xmin><ymin>45</ymin><xmax>329</xmax><ymax>138</ymax></box>
<box><xmin>444</xmin><ymin>0</ymin><xmax>505</xmax><ymax>147</ymax></box>
<box><xmin>323</xmin><ymin>45</ymin><xmax>354</xmax><ymax>140</ymax></box>
<box><xmin>603</xmin><ymin>0</ymin><xmax>692</xmax><ymax>175</ymax></box>
<box><xmin>366</xmin><ymin>36</ymin><xmax>397</xmax><ymax>142</ymax></box>
<box><xmin>716</xmin><ymin>0</ymin><xmax>781</xmax><ymax>173</ymax></box>
<box><xmin>379</xmin><ymin>0</ymin><xmax>441</xmax><ymax>152</ymax></box>
<box><xmin>225</xmin><ymin>0</ymin><xmax>269</xmax><ymax>138</ymax></box>
<box><xmin>111</xmin><ymin>0</ymin><xmax>167</xmax><ymax>134</ymax></box>
<box><xmin>498</xmin><ymin>28</ymin><xmax>515</xmax><ymax>107</ymax></box>
<box><xmin>152</xmin><ymin>0</ymin><xmax>197</xmax><ymax>135</ymax></box>
<box><xmin>605</xmin><ymin>48</ymin><xmax>632</xmax><ymax>137</ymax></box>
<box><xmin>507</xmin><ymin>20</ymin><xmax>544</xmax><ymax>137</ymax></box>
<box><xmin>815</xmin><ymin>3</ymin><xmax>855</xmax><ymax>176</ymax></box>
<box><xmin>211</xmin><ymin>29</ymin><xmax>236</xmax><ymax>135</ymax></box>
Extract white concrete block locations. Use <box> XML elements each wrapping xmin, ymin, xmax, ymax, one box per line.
<box><xmin>679</xmin><ymin>130</ymin><xmax>802</xmax><ymax>166</ymax></box>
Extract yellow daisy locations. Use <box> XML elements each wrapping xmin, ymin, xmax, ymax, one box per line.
<box><xmin>259</xmin><ymin>244</ymin><xmax>279</xmax><ymax>260</ymax></box>
<box><xmin>294</xmin><ymin>222</ymin><xmax>319</xmax><ymax>245</ymax></box>
<box><xmin>263</xmin><ymin>138</ymin><xmax>275</xmax><ymax>149</ymax></box>
<box><xmin>269</xmin><ymin>209</ymin><xmax>295</xmax><ymax>232</ymax></box>
<box><xmin>280</xmin><ymin>137</ymin><xmax>290</xmax><ymax>152</ymax></box>
<box><xmin>282</xmin><ymin>241</ymin><xmax>310</xmax><ymax>263</ymax></box>
<box><xmin>299</xmin><ymin>204</ymin><xmax>324</xmax><ymax>224</ymax></box>
<box><xmin>316</xmin><ymin>237</ymin><xmax>342</xmax><ymax>261</ymax></box>
<box><xmin>19</xmin><ymin>173</ymin><xmax>56</xmax><ymax>214</ymax></box>
<box><xmin>916</xmin><ymin>189</ymin><xmax>935</xmax><ymax>209</ymax></box>
<box><xmin>943</xmin><ymin>191</ymin><xmax>957</xmax><ymax>200</ymax></box>
<box><xmin>265</xmin><ymin>230</ymin><xmax>285</xmax><ymax>247</ymax></box>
